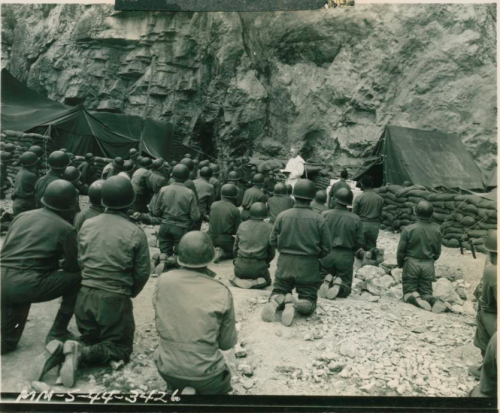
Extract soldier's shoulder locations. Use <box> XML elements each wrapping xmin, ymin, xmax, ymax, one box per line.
<box><xmin>483</xmin><ymin>264</ymin><xmax>497</xmax><ymax>283</ymax></box>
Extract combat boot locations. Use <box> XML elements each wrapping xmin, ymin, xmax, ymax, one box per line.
<box><xmin>261</xmin><ymin>294</ymin><xmax>285</xmax><ymax>322</ymax></box>
<box><xmin>155</xmin><ymin>253</ymin><xmax>168</xmax><ymax>276</ymax></box>
<box><xmin>29</xmin><ymin>340</ymin><xmax>65</xmax><ymax>382</ymax></box>
<box><xmin>405</xmin><ymin>293</ymin><xmax>431</xmax><ymax>311</ymax></box>
<box><xmin>60</xmin><ymin>341</ymin><xmax>84</xmax><ymax>388</ymax></box>
<box><xmin>326</xmin><ymin>277</ymin><xmax>343</xmax><ymax>300</ymax></box>
<box><xmin>318</xmin><ymin>274</ymin><xmax>333</xmax><ymax>299</ymax></box>
<box><xmin>374</xmin><ymin>248</ymin><xmax>385</xmax><ymax>265</ymax></box>
<box><xmin>295</xmin><ymin>298</ymin><xmax>315</xmax><ymax>316</ymax></box>
<box><xmin>281</xmin><ymin>294</ymin><xmax>295</xmax><ymax>327</ymax></box>
<box><xmin>230</xmin><ymin>276</ymin><xmax>267</xmax><ymax>289</ymax></box>
<box><xmin>45</xmin><ymin>313</ymin><xmax>75</xmax><ymax>344</ymax></box>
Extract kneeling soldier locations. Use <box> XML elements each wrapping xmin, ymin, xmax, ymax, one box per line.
<box><xmin>262</xmin><ymin>179</ymin><xmax>331</xmax><ymax>327</ymax></box>
<box><xmin>267</xmin><ymin>183</ymin><xmax>294</xmax><ymax>224</ymax></box>
<box><xmin>154</xmin><ymin>231</ymin><xmax>237</xmax><ymax>395</ymax></box>
<box><xmin>318</xmin><ymin>188</ymin><xmax>364</xmax><ymax>300</ymax></box>
<box><xmin>397</xmin><ymin>200</ymin><xmax>445</xmax><ymax>312</ymax></box>
<box><xmin>231</xmin><ymin>202</ymin><xmax>275</xmax><ymax>289</ymax></box>
<box><xmin>12</xmin><ymin>151</ymin><xmax>39</xmax><ymax>216</ymax></box>
<box><xmin>310</xmin><ymin>190</ymin><xmax>328</xmax><ymax>214</ymax></box>
<box><xmin>241</xmin><ymin>173</ymin><xmax>267</xmax><ymax>221</ymax></box>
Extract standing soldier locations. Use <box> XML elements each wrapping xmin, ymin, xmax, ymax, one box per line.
<box><xmin>231</xmin><ymin>203</ymin><xmax>275</xmax><ymax>289</ymax></box>
<box><xmin>328</xmin><ymin>169</ymin><xmax>350</xmax><ymax>208</ymax></box>
<box><xmin>397</xmin><ymin>200</ymin><xmax>445</xmax><ymax>312</ymax></box>
<box><xmin>154</xmin><ymin>231</ymin><xmax>237</xmax><ymax>395</ymax></box>
<box><xmin>12</xmin><ymin>151</ymin><xmax>38</xmax><ymax>216</ymax></box>
<box><xmin>241</xmin><ymin>173</ymin><xmax>267</xmax><ymax>221</ymax></box>
<box><xmin>193</xmin><ymin>166</ymin><xmax>215</xmax><ymax>230</ymax></box>
<box><xmin>1</xmin><ymin>180</ymin><xmax>81</xmax><ymax>356</ymax></box>
<box><xmin>318</xmin><ymin>188</ymin><xmax>364</xmax><ymax>300</ymax></box>
<box><xmin>152</xmin><ymin>164</ymin><xmax>200</xmax><ymax>274</ymax></box>
<box><xmin>267</xmin><ymin>183</ymin><xmax>294</xmax><ymax>224</ymax></box>
<box><xmin>228</xmin><ymin>170</ymin><xmax>245</xmax><ymax>207</ymax></box>
<box><xmin>131</xmin><ymin>157</ymin><xmax>153</xmax><ymax>213</ymax></box>
<box><xmin>282</xmin><ymin>147</ymin><xmax>305</xmax><ymax>191</ymax></box>
<box><xmin>353</xmin><ymin>175</ymin><xmax>384</xmax><ymax>251</ymax></box>
<box><xmin>55</xmin><ymin>176</ymin><xmax>150</xmax><ymax>388</ymax></box>
<box><xmin>311</xmin><ymin>190</ymin><xmax>328</xmax><ymax>214</ymax></box>
<box><xmin>262</xmin><ymin>179</ymin><xmax>331</xmax><ymax>327</ymax></box>
<box><xmin>172</xmin><ymin>158</ymin><xmax>199</xmax><ymax>204</ymax></box>
<box><xmin>146</xmin><ymin>158</ymin><xmax>169</xmax><ymax>209</ymax></box>
<box><xmin>74</xmin><ymin>180</ymin><xmax>105</xmax><ymax>233</ymax></box>
<box><xmin>35</xmin><ymin>151</ymin><xmax>71</xmax><ymax>208</ymax></box>
<box><xmin>209</xmin><ymin>164</ymin><xmax>222</xmax><ymax>201</ymax></box>
<box><xmin>208</xmin><ymin>184</ymin><xmax>241</xmax><ymax>263</ymax></box>
<box><xmin>102</xmin><ymin>157</ymin><xmax>124</xmax><ymax>180</ymax></box>
<box><xmin>28</xmin><ymin>145</ymin><xmax>45</xmax><ymax>176</ymax></box>
<box><xmin>469</xmin><ymin>230</ymin><xmax>497</xmax><ymax>379</ymax></box>
<box><xmin>262</xmin><ymin>169</ymin><xmax>277</xmax><ymax>197</ymax></box>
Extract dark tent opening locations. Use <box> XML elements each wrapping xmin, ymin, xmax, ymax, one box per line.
<box><xmin>191</xmin><ymin>117</ymin><xmax>217</xmax><ymax>161</ymax></box>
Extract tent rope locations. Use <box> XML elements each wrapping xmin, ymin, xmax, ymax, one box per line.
<box><xmin>439</xmin><ymin>197</ymin><xmax>470</xmax><ymax>227</ymax></box>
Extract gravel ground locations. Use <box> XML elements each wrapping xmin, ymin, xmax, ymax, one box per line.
<box><xmin>0</xmin><ymin>195</ymin><xmax>486</xmax><ymax>396</ymax></box>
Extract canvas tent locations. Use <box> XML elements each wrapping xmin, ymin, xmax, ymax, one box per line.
<box><xmin>353</xmin><ymin>125</ymin><xmax>486</xmax><ymax>191</ymax></box>
<box><xmin>486</xmin><ymin>166</ymin><xmax>497</xmax><ymax>189</ymax></box>
<box><xmin>1</xmin><ymin>69</ymin><xmax>175</xmax><ymax>161</ymax></box>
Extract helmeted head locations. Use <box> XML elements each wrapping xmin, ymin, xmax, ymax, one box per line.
<box><xmin>340</xmin><ymin>169</ymin><xmax>348</xmax><ymax>179</ymax></box>
<box><xmin>414</xmin><ymin>200</ymin><xmax>433</xmax><ymax>219</ymax></box>
<box><xmin>180</xmin><ymin>158</ymin><xmax>194</xmax><ymax>172</ymax></box>
<box><xmin>152</xmin><ymin>158</ymin><xmax>165</xmax><ymax>171</ymax></box>
<box><xmin>314</xmin><ymin>190</ymin><xmax>327</xmax><ymax>204</ymax></box>
<box><xmin>171</xmin><ymin>160</ymin><xmax>178</xmax><ymax>168</ymax></box>
<box><xmin>59</xmin><ymin>148</ymin><xmax>68</xmax><ymax>153</ymax></box>
<box><xmin>129</xmin><ymin>148</ymin><xmax>139</xmax><ymax>159</ymax></box>
<box><xmin>221</xmin><ymin>184</ymin><xmax>238</xmax><ymax>199</ymax></box>
<box><xmin>29</xmin><ymin>145</ymin><xmax>44</xmax><ymax>159</ymax></box>
<box><xmin>88</xmin><ymin>179</ymin><xmax>105</xmax><ymax>206</ymax></box>
<box><xmin>273</xmin><ymin>183</ymin><xmax>287</xmax><ymax>196</ymax></box>
<box><xmin>41</xmin><ymin>180</ymin><xmax>77</xmax><ymax>212</ymax></box>
<box><xmin>101</xmin><ymin>176</ymin><xmax>136</xmax><ymax>210</ymax></box>
<box><xmin>122</xmin><ymin>160</ymin><xmax>135</xmax><ymax>173</ymax></box>
<box><xmin>85</xmin><ymin>152</ymin><xmax>95</xmax><ymax>163</ymax></box>
<box><xmin>19</xmin><ymin>151</ymin><xmax>38</xmax><ymax>168</ymax></box>
<box><xmin>286</xmin><ymin>183</ymin><xmax>293</xmax><ymax>195</ymax></box>
<box><xmin>177</xmin><ymin>231</ymin><xmax>216</xmax><ymax>268</ymax></box>
<box><xmin>184</xmin><ymin>153</ymin><xmax>192</xmax><ymax>159</ymax></box>
<box><xmin>193</xmin><ymin>159</ymin><xmax>200</xmax><ymax>169</ymax></box>
<box><xmin>200</xmin><ymin>166</ymin><xmax>213</xmax><ymax>179</ymax></box>
<box><xmin>4</xmin><ymin>143</ymin><xmax>16</xmax><ymax>153</ymax></box>
<box><xmin>228</xmin><ymin>171</ymin><xmax>240</xmax><ymax>182</ymax></box>
<box><xmin>250</xmin><ymin>202</ymin><xmax>268</xmax><ymax>220</ymax></box>
<box><xmin>252</xmin><ymin>173</ymin><xmax>265</xmax><ymax>185</ymax></box>
<box><xmin>293</xmin><ymin>179</ymin><xmax>316</xmax><ymax>201</ymax></box>
<box><xmin>210</xmin><ymin>163</ymin><xmax>220</xmax><ymax>175</ymax></box>
<box><xmin>48</xmin><ymin>151</ymin><xmax>70</xmax><ymax>171</ymax></box>
<box><xmin>136</xmin><ymin>156</ymin><xmax>144</xmax><ymax>165</ymax></box>
<box><xmin>62</xmin><ymin>166</ymin><xmax>81</xmax><ymax>183</ymax></box>
<box><xmin>113</xmin><ymin>157</ymin><xmax>124</xmax><ymax>169</ymax></box>
<box><xmin>141</xmin><ymin>157</ymin><xmax>153</xmax><ymax>169</ymax></box>
<box><xmin>335</xmin><ymin>188</ymin><xmax>353</xmax><ymax>206</ymax></box>
<box><xmin>0</xmin><ymin>152</ymin><xmax>13</xmax><ymax>164</ymax></box>
<box><xmin>485</xmin><ymin>230</ymin><xmax>497</xmax><ymax>253</ymax></box>
<box><xmin>172</xmin><ymin>164</ymin><xmax>190</xmax><ymax>182</ymax></box>
<box><xmin>403</xmin><ymin>181</ymin><xmax>413</xmax><ymax>187</ymax></box>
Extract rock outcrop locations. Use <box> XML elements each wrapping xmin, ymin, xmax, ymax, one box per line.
<box><xmin>2</xmin><ymin>4</ymin><xmax>497</xmax><ymax>169</ymax></box>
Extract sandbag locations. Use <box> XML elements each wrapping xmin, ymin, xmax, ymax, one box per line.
<box><xmin>460</xmin><ymin>216</ymin><xmax>476</xmax><ymax>226</ymax></box>
<box><xmin>444</xmin><ymin>233</ymin><xmax>462</xmax><ymax>240</ymax></box>
<box><xmin>453</xmin><ymin>213</ymin><xmax>464</xmax><ymax>222</ymax></box>
<box><xmin>479</xmin><ymin>222</ymin><xmax>498</xmax><ymax>230</ymax></box>
<box><xmin>403</xmin><ymin>202</ymin><xmax>414</xmax><ymax>208</ymax></box>
<box><xmin>399</xmin><ymin>214</ymin><xmax>413</xmax><ymax>221</ymax></box>
<box><xmin>478</xmin><ymin>208</ymin><xmax>496</xmax><ymax>220</ymax></box>
<box><xmin>428</xmin><ymin>193</ymin><xmax>456</xmax><ymax>202</ymax></box>
<box><xmin>406</xmin><ymin>190</ymin><xmax>431</xmax><ymax>199</ymax></box>
<box><xmin>383</xmin><ymin>198</ymin><xmax>400</xmax><ymax>207</ymax></box>
<box><xmin>486</xmin><ymin>216</ymin><xmax>498</xmax><ymax>225</ymax></box>
<box><xmin>468</xmin><ymin>229</ymin><xmax>488</xmax><ymax>238</ymax></box>
<box><xmin>383</xmin><ymin>205</ymin><xmax>398</xmax><ymax>211</ymax></box>
<box><xmin>408</xmin><ymin>196</ymin><xmax>426</xmax><ymax>204</ymax></box>
<box><xmin>382</xmin><ymin>220</ymin><xmax>392</xmax><ymax>227</ymax></box>
<box><xmin>378</xmin><ymin>186</ymin><xmax>389</xmax><ymax>194</ymax></box>
<box><xmin>432</xmin><ymin>201</ymin><xmax>446</xmax><ymax>209</ymax></box>
<box><xmin>465</xmin><ymin>195</ymin><xmax>485</xmax><ymax>208</ymax></box>
<box><xmin>393</xmin><ymin>220</ymin><xmax>402</xmax><ymax>230</ymax></box>
<box><xmin>443</xmin><ymin>238</ymin><xmax>460</xmax><ymax>248</ymax></box>
<box><xmin>444</xmin><ymin>201</ymin><xmax>456</xmax><ymax>211</ymax></box>
<box><xmin>478</xmin><ymin>199</ymin><xmax>497</xmax><ymax>211</ymax></box>
<box><xmin>382</xmin><ymin>212</ymin><xmax>395</xmax><ymax>221</ymax></box>
<box><xmin>387</xmin><ymin>185</ymin><xmax>404</xmax><ymax>195</ymax></box>
<box><xmin>460</xmin><ymin>204</ymin><xmax>479</xmax><ymax>215</ymax></box>
<box><xmin>400</xmin><ymin>219</ymin><xmax>411</xmax><ymax>226</ymax></box>
<box><xmin>470</xmin><ymin>237</ymin><xmax>485</xmax><ymax>246</ymax></box>
<box><xmin>433</xmin><ymin>207</ymin><xmax>449</xmax><ymax>215</ymax></box>
<box><xmin>455</xmin><ymin>195</ymin><xmax>471</xmax><ymax>202</ymax></box>
<box><xmin>476</xmin><ymin>245</ymin><xmax>487</xmax><ymax>254</ymax></box>
<box><xmin>440</xmin><ymin>221</ymin><xmax>455</xmax><ymax>229</ymax></box>
<box><xmin>432</xmin><ymin>212</ymin><xmax>448</xmax><ymax>223</ymax></box>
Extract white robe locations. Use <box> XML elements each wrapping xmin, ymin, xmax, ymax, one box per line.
<box><xmin>283</xmin><ymin>155</ymin><xmax>305</xmax><ymax>189</ymax></box>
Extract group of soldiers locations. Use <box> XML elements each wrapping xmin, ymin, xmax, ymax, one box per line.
<box><xmin>0</xmin><ymin>144</ymin><xmax>496</xmax><ymax>396</ymax></box>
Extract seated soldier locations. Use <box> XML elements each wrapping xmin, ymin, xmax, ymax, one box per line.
<box><xmin>311</xmin><ymin>190</ymin><xmax>328</xmax><ymax>214</ymax></box>
<box><xmin>154</xmin><ymin>231</ymin><xmax>237</xmax><ymax>395</ymax></box>
<box><xmin>231</xmin><ymin>203</ymin><xmax>276</xmax><ymax>289</ymax></box>
<box><xmin>267</xmin><ymin>183</ymin><xmax>294</xmax><ymax>224</ymax></box>
<box><xmin>208</xmin><ymin>184</ymin><xmax>241</xmax><ymax>263</ymax></box>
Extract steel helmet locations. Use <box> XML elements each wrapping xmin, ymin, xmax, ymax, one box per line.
<box><xmin>180</xmin><ymin>158</ymin><xmax>195</xmax><ymax>171</ymax></box>
<box><xmin>152</xmin><ymin>158</ymin><xmax>165</xmax><ymax>171</ymax></box>
<box><xmin>62</xmin><ymin>166</ymin><xmax>81</xmax><ymax>183</ymax></box>
<box><xmin>129</xmin><ymin>148</ymin><xmax>139</xmax><ymax>159</ymax></box>
<box><xmin>172</xmin><ymin>164</ymin><xmax>190</xmax><ymax>181</ymax></box>
<box><xmin>286</xmin><ymin>184</ymin><xmax>293</xmax><ymax>195</ymax></box>
<box><xmin>59</xmin><ymin>148</ymin><xmax>68</xmax><ymax>153</ymax></box>
<box><xmin>200</xmin><ymin>166</ymin><xmax>213</xmax><ymax>179</ymax></box>
<box><xmin>19</xmin><ymin>151</ymin><xmax>39</xmax><ymax>167</ymax></box>
<box><xmin>189</xmin><ymin>171</ymin><xmax>197</xmax><ymax>180</ymax></box>
<box><xmin>315</xmin><ymin>190</ymin><xmax>327</xmax><ymax>204</ymax></box>
<box><xmin>199</xmin><ymin>160</ymin><xmax>210</xmax><ymax>168</ymax></box>
<box><xmin>113</xmin><ymin>157</ymin><xmax>124</xmax><ymax>168</ymax></box>
<box><xmin>335</xmin><ymin>188</ymin><xmax>353</xmax><ymax>206</ymax></box>
<box><xmin>122</xmin><ymin>160</ymin><xmax>135</xmax><ymax>173</ymax></box>
<box><xmin>85</xmin><ymin>152</ymin><xmax>95</xmax><ymax>162</ymax></box>
<box><xmin>250</xmin><ymin>202</ymin><xmax>268</xmax><ymax>220</ymax></box>
<box><xmin>4</xmin><ymin>143</ymin><xmax>16</xmax><ymax>153</ymax></box>
<box><xmin>0</xmin><ymin>152</ymin><xmax>13</xmax><ymax>162</ymax></box>
<box><xmin>193</xmin><ymin>159</ymin><xmax>200</xmax><ymax>167</ymax></box>
<box><xmin>29</xmin><ymin>145</ymin><xmax>44</xmax><ymax>158</ymax></box>
<box><xmin>141</xmin><ymin>157</ymin><xmax>153</xmax><ymax>169</ymax></box>
<box><xmin>210</xmin><ymin>163</ymin><xmax>221</xmax><ymax>174</ymax></box>
<box><xmin>88</xmin><ymin>179</ymin><xmax>105</xmax><ymax>206</ymax></box>
<box><xmin>485</xmin><ymin>230</ymin><xmax>497</xmax><ymax>253</ymax></box>
<box><xmin>184</xmin><ymin>153</ymin><xmax>192</xmax><ymax>159</ymax></box>
<box><xmin>293</xmin><ymin>179</ymin><xmax>316</xmax><ymax>200</ymax></box>
<box><xmin>415</xmin><ymin>200</ymin><xmax>433</xmax><ymax>218</ymax></box>
<box><xmin>177</xmin><ymin>231</ymin><xmax>216</xmax><ymax>268</ymax></box>
<box><xmin>67</xmin><ymin>152</ymin><xmax>75</xmax><ymax>161</ymax></box>
<box><xmin>221</xmin><ymin>184</ymin><xmax>238</xmax><ymax>199</ymax></box>
<box><xmin>171</xmin><ymin>160</ymin><xmax>178</xmax><ymax>167</ymax></box>
<box><xmin>136</xmin><ymin>156</ymin><xmax>144</xmax><ymax>165</ymax></box>
<box><xmin>228</xmin><ymin>171</ymin><xmax>240</xmax><ymax>181</ymax></box>
<box><xmin>41</xmin><ymin>180</ymin><xmax>77</xmax><ymax>211</ymax></box>
<box><xmin>273</xmin><ymin>183</ymin><xmax>287</xmax><ymax>195</ymax></box>
<box><xmin>101</xmin><ymin>176</ymin><xmax>136</xmax><ymax>209</ymax></box>
<box><xmin>48</xmin><ymin>151</ymin><xmax>70</xmax><ymax>170</ymax></box>
<box><xmin>252</xmin><ymin>173</ymin><xmax>265</xmax><ymax>185</ymax></box>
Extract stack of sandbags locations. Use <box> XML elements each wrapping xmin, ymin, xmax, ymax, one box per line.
<box><xmin>1</xmin><ymin>130</ymin><xmax>53</xmax><ymax>179</ymax></box>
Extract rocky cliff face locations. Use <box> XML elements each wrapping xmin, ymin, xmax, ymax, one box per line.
<box><xmin>2</xmin><ymin>4</ymin><xmax>497</xmax><ymax>170</ymax></box>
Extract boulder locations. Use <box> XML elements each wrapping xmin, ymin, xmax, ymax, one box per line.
<box><xmin>356</xmin><ymin>265</ymin><xmax>386</xmax><ymax>281</ymax></box>
<box><xmin>379</xmin><ymin>274</ymin><xmax>397</xmax><ymax>289</ymax></box>
<box><xmin>462</xmin><ymin>301</ymin><xmax>476</xmax><ymax>317</ymax></box>
<box><xmin>450</xmin><ymin>304</ymin><xmax>464</xmax><ymax>314</ymax></box>
<box><xmin>435</xmin><ymin>264</ymin><xmax>464</xmax><ymax>282</ymax></box>
<box><xmin>389</xmin><ymin>286</ymin><xmax>403</xmax><ymax>300</ymax></box>
<box><xmin>391</xmin><ymin>268</ymin><xmax>403</xmax><ymax>284</ymax></box>
<box><xmin>432</xmin><ymin>278</ymin><xmax>463</xmax><ymax>305</ymax></box>
<box><xmin>366</xmin><ymin>279</ymin><xmax>382</xmax><ymax>296</ymax></box>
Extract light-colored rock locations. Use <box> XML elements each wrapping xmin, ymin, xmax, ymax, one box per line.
<box><xmin>432</xmin><ymin>278</ymin><xmax>463</xmax><ymax>305</ymax></box>
<box><xmin>435</xmin><ymin>264</ymin><xmax>465</xmax><ymax>282</ymax></box>
<box><xmin>238</xmin><ymin>364</ymin><xmax>254</xmax><ymax>376</ymax></box>
<box><xmin>356</xmin><ymin>265</ymin><xmax>386</xmax><ymax>281</ymax></box>
<box><xmin>379</xmin><ymin>274</ymin><xmax>397</xmax><ymax>289</ymax></box>
<box><xmin>328</xmin><ymin>361</ymin><xmax>345</xmax><ymax>372</ymax></box>
<box><xmin>339</xmin><ymin>343</ymin><xmax>361</xmax><ymax>359</ymax></box>
<box><xmin>31</xmin><ymin>381</ymin><xmax>52</xmax><ymax>393</ymax></box>
<box><xmin>391</xmin><ymin>268</ymin><xmax>403</xmax><ymax>284</ymax></box>
<box><xmin>234</xmin><ymin>344</ymin><xmax>247</xmax><ymax>358</ymax></box>
<box><xmin>462</xmin><ymin>301</ymin><xmax>476</xmax><ymax>317</ymax></box>
<box><xmin>450</xmin><ymin>304</ymin><xmax>464</xmax><ymax>314</ymax></box>
<box><xmin>241</xmin><ymin>378</ymin><xmax>254</xmax><ymax>390</ymax></box>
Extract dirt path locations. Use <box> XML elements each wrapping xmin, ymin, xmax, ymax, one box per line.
<box><xmin>0</xmin><ymin>197</ymin><xmax>486</xmax><ymax>397</ymax></box>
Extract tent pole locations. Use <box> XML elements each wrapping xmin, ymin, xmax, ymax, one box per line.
<box><xmin>139</xmin><ymin>55</ymin><xmax>157</xmax><ymax>154</ymax></box>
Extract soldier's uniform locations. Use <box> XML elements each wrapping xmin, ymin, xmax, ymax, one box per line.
<box><xmin>267</xmin><ymin>194</ymin><xmax>294</xmax><ymax>224</ymax></box>
<box><xmin>263</xmin><ymin>174</ymin><xmax>277</xmax><ymax>197</ymax></box>
<box><xmin>76</xmin><ymin>210</ymin><xmax>150</xmax><ymax>364</ymax></box>
<box><xmin>77</xmin><ymin>161</ymin><xmax>96</xmax><ymax>186</ymax></box>
<box><xmin>209</xmin><ymin>176</ymin><xmax>221</xmax><ymax>201</ymax></box>
<box><xmin>101</xmin><ymin>163</ymin><xmax>119</xmax><ymax>180</ymax></box>
<box><xmin>328</xmin><ymin>179</ymin><xmax>350</xmax><ymax>208</ymax></box>
<box><xmin>474</xmin><ymin>264</ymin><xmax>497</xmax><ymax>354</ymax></box>
<box><xmin>241</xmin><ymin>186</ymin><xmax>267</xmax><ymax>221</ymax></box>
<box><xmin>320</xmin><ymin>206</ymin><xmax>364</xmax><ymax>298</ymax></box>
<box><xmin>168</xmin><ymin>177</ymin><xmax>199</xmax><ymax>204</ymax></box>
<box><xmin>208</xmin><ymin>199</ymin><xmax>241</xmax><ymax>258</ymax></box>
<box><xmin>154</xmin><ymin>267</ymin><xmax>237</xmax><ymax>394</ymax></box>
<box><xmin>147</xmin><ymin>170</ymin><xmax>168</xmax><ymax>212</ymax></box>
<box><xmin>233</xmin><ymin>219</ymin><xmax>275</xmax><ymax>287</ymax></box>
<box><xmin>1</xmin><ymin>208</ymin><xmax>81</xmax><ymax>353</ymax></box>
<box><xmin>311</xmin><ymin>201</ymin><xmax>328</xmax><ymax>214</ymax></box>
<box><xmin>12</xmin><ymin>166</ymin><xmax>38</xmax><ymax>216</ymax></box>
<box><xmin>35</xmin><ymin>171</ymin><xmax>61</xmax><ymax>208</ymax></box>
<box><xmin>131</xmin><ymin>167</ymin><xmax>152</xmax><ymax>213</ymax></box>
<box><xmin>397</xmin><ymin>217</ymin><xmax>442</xmax><ymax>305</ymax></box>
<box><xmin>193</xmin><ymin>177</ymin><xmax>215</xmax><ymax>230</ymax></box>
<box><xmin>470</xmin><ymin>333</ymin><xmax>497</xmax><ymax>397</ymax></box>
<box><xmin>269</xmin><ymin>204</ymin><xmax>331</xmax><ymax>314</ymax></box>
<box><xmin>353</xmin><ymin>189</ymin><xmax>384</xmax><ymax>250</ymax></box>
<box><xmin>74</xmin><ymin>204</ymin><xmax>105</xmax><ymax>234</ymax></box>
<box><xmin>152</xmin><ymin>183</ymin><xmax>200</xmax><ymax>257</ymax></box>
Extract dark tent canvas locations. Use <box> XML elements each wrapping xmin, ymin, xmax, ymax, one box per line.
<box><xmin>1</xmin><ymin>69</ymin><xmax>175</xmax><ymax>161</ymax></box>
<box><xmin>353</xmin><ymin>125</ymin><xmax>486</xmax><ymax>191</ymax></box>
<box><xmin>487</xmin><ymin>167</ymin><xmax>497</xmax><ymax>189</ymax></box>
